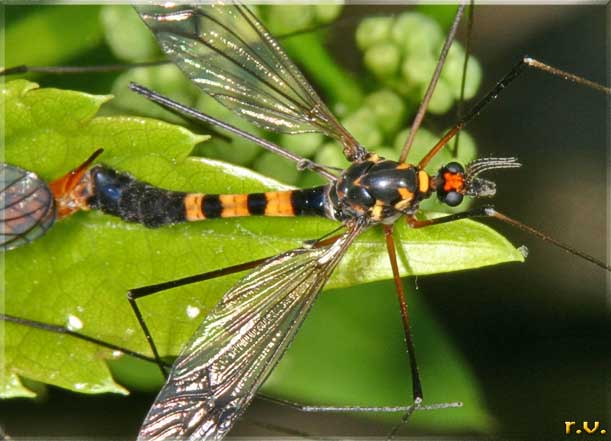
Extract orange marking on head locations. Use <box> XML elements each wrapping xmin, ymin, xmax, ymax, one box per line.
<box><xmin>185</xmin><ymin>194</ymin><xmax>206</xmax><ymax>221</ymax></box>
<box><xmin>396</xmin><ymin>163</ymin><xmax>411</xmax><ymax>170</ymax></box>
<box><xmin>443</xmin><ymin>172</ymin><xmax>465</xmax><ymax>192</ymax></box>
<box><xmin>264</xmin><ymin>191</ymin><xmax>295</xmax><ymax>216</ymax></box>
<box><xmin>418</xmin><ymin>170</ymin><xmax>430</xmax><ymax>193</ymax></box>
<box><xmin>219</xmin><ymin>194</ymin><xmax>250</xmax><ymax>218</ymax></box>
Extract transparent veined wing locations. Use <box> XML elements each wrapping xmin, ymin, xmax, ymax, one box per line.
<box><xmin>138</xmin><ymin>222</ymin><xmax>364</xmax><ymax>440</ymax></box>
<box><xmin>1</xmin><ymin>164</ymin><xmax>56</xmax><ymax>251</ymax></box>
<box><xmin>135</xmin><ymin>3</ymin><xmax>367</xmax><ymax>161</ymax></box>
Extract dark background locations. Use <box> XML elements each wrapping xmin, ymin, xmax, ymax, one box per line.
<box><xmin>423</xmin><ymin>4</ymin><xmax>610</xmax><ymax>438</ymax></box>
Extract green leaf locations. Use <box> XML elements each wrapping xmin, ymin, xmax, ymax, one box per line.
<box><xmin>2</xmin><ymin>81</ymin><xmax>521</xmax><ymax>431</ymax></box>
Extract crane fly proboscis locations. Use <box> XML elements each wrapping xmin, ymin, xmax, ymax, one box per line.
<box><xmin>1</xmin><ymin>2</ymin><xmax>611</xmax><ymax>436</ymax></box>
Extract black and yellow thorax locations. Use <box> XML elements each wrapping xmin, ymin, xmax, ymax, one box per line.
<box><xmin>327</xmin><ymin>153</ymin><xmax>432</xmax><ymax>224</ymax></box>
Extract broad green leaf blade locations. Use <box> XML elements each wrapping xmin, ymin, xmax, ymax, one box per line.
<box><xmin>2</xmin><ymin>79</ymin><xmax>521</xmax><ymax>430</ymax></box>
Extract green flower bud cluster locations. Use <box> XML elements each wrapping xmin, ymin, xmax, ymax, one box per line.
<box><xmin>357</xmin><ymin>11</ymin><xmax>482</xmax><ymax>115</ymax></box>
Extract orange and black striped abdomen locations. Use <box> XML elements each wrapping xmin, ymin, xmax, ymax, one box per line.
<box><xmin>87</xmin><ymin>166</ymin><xmax>328</xmax><ymax>228</ymax></box>
<box><xmin>184</xmin><ymin>187</ymin><xmax>327</xmax><ymax>221</ymax></box>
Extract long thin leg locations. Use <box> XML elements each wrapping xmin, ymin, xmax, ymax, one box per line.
<box><xmin>0</xmin><ymin>312</ymin><xmax>170</xmax><ymax>368</ymax></box>
<box><xmin>399</xmin><ymin>3</ymin><xmax>467</xmax><ymax>163</ymax></box>
<box><xmin>258</xmin><ymin>394</ymin><xmax>460</xmax><ymax>413</ymax></box>
<box><xmin>128</xmin><ymin>83</ymin><xmax>338</xmax><ymax>182</ymax></box>
<box><xmin>127</xmin><ymin>255</ymin><xmax>273</xmax><ymax>377</ymax></box>
<box><xmin>383</xmin><ymin>225</ymin><xmax>422</xmax><ymax>400</ymax></box>
<box><xmin>383</xmin><ymin>225</ymin><xmax>426</xmax><ymax>439</ymax></box>
<box><xmin>383</xmin><ymin>224</ymin><xmax>464</xmax><ymax>437</ymax></box>
<box><xmin>418</xmin><ymin>56</ymin><xmax>611</xmax><ymax>169</ymax></box>
<box><xmin>0</xmin><ymin>60</ymin><xmax>168</xmax><ymax>76</ymax></box>
<box><xmin>451</xmin><ymin>1</ymin><xmax>475</xmax><ymax>156</ymax></box>
<box><xmin>407</xmin><ymin>206</ymin><xmax>610</xmax><ymax>271</ymax></box>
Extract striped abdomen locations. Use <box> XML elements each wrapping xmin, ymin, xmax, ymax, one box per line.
<box><xmin>87</xmin><ymin>166</ymin><xmax>329</xmax><ymax>228</ymax></box>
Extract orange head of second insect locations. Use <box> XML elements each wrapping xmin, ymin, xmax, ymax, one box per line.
<box><xmin>48</xmin><ymin>149</ymin><xmax>104</xmax><ymax>219</ymax></box>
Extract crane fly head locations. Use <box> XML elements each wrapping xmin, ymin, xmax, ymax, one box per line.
<box><xmin>433</xmin><ymin>157</ymin><xmax>522</xmax><ymax>207</ymax></box>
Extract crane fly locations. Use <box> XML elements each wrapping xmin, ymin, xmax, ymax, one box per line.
<box><xmin>2</xmin><ymin>3</ymin><xmax>610</xmax><ymax>440</ymax></box>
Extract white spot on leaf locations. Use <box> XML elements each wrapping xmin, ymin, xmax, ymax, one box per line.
<box><xmin>186</xmin><ymin>305</ymin><xmax>201</xmax><ymax>319</ymax></box>
<box><xmin>66</xmin><ymin>314</ymin><xmax>83</xmax><ymax>331</ymax></box>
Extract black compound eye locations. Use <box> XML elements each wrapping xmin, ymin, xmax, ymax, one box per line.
<box><xmin>445</xmin><ymin>162</ymin><xmax>464</xmax><ymax>174</ymax></box>
<box><xmin>443</xmin><ymin>191</ymin><xmax>463</xmax><ymax>207</ymax></box>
